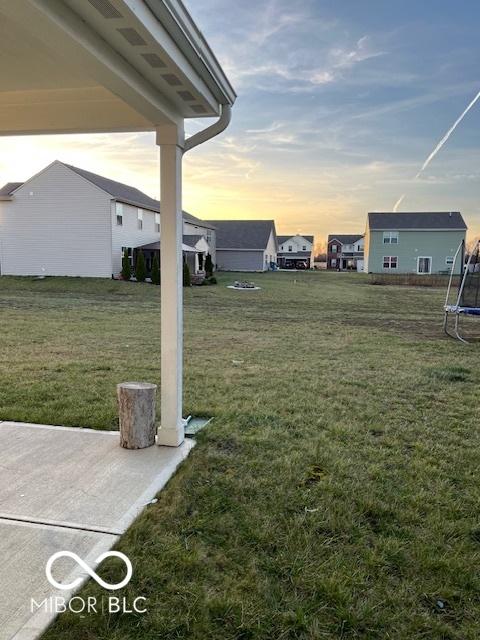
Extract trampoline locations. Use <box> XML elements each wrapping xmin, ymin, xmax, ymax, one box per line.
<box><xmin>444</xmin><ymin>239</ymin><xmax>480</xmax><ymax>343</ymax></box>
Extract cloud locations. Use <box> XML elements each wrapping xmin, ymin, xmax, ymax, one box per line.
<box><xmin>222</xmin><ymin>35</ymin><xmax>384</xmax><ymax>93</ymax></box>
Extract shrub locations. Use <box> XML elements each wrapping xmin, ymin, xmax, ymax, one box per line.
<box><xmin>206</xmin><ymin>276</ymin><xmax>217</xmax><ymax>285</ymax></box>
<box><xmin>183</xmin><ymin>261</ymin><xmax>191</xmax><ymax>287</ymax></box>
<box><xmin>205</xmin><ymin>253</ymin><xmax>213</xmax><ymax>277</ymax></box>
<box><xmin>121</xmin><ymin>248</ymin><xmax>131</xmax><ymax>281</ymax></box>
<box><xmin>151</xmin><ymin>252</ymin><xmax>160</xmax><ymax>285</ymax></box>
<box><xmin>135</xmin><ymin>249</ymin><xmax>147</xmax><ymax>282</ymax></box>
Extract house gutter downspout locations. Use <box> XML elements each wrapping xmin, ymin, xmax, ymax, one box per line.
<box><xmin>183</xmin><ymin>104</ymin><xmax>232</xmax><ymax>153</ymax></box>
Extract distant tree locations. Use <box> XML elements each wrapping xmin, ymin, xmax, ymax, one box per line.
<box><xmin>135</xmin><ymin>249</ymin><xmax>146</xmax><ymax>282</ymax></box>
<box><xmin>205</xmin><ymin>253</ymin><xmax>213</xmax><ymax>277</ymax></box>
<box><xmin>151</xmin><ymin>252</ymin><xmax>160</xmax><ymax>285</ymax></box>
<box><xmin>121</xmin><ymin>248</ymin><xmax>131</xmax><ymax>281</ymax></box>
<box><xmin>183</xmin><ymin>260</ymin><xmax>191</xmax><ymax>287</ymax></box>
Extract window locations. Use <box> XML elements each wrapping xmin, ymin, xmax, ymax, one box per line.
<box><xmin>137</xmin><ymin>208</ymin><xmax>143</xmax><ymax>230</ymax></box>
<box><xmin>288</xmin><ymin>245</ymin><xmax>292</xmax><ymax>252</ymax></box>
<box><xmin>383</xmin><ymin>256</ymin><xmax>398</xmax><ymax>269</ymax></box>
<box><xmin>116</xmin><ymin>202</ymin><xmax>123</xmax><ymax>226</ymax></box>
<box><xmin>302</xmin><ymin>245</ymin><xmax>307</xmax><ymax>251</ymax></box>
<box><xmin>332</xmin><ymin>244</ymin><xmax>337</xmax><ymax>253</ymax></box>
<box><xmin>281</xmin><ymin>245</ymin><xmax>284</xmax><ymax>250</ymax></box>
<box><xmin>357</xmin><ymin>244</ymin><xmax>362</xmax><ymax>251</ymax></box>
<box><xmin>446</xmin><ymin>256</ymin><xmax>454</xmax><ymax>266</ymax></box>
<box><xmin>331</xmin><ymin>258</ymin><xmax>337</xmax><ymax>267</ymax></box>
<box><xmin>417</xmin><ymin>257</ymin><xmax>431</xmax><ymax>274</ymax></box>
<box><xmin>155</xmin><ymin>213</ymin><xmax>160</xmax><ymax>233</ymax></box>
<box><xmin>383</xmin><ymin>231</ymin><xmax>399</xmax><ymax>244</ymax></box>
<box><xmin>206</xmin><ymin>230</ymin><xmax>212</xmax><ymax>245</ymax></box>
<box><xmin>122</xmin><ymin>247</ymin><xmax>133</xmax><ymax>266</ymax></box>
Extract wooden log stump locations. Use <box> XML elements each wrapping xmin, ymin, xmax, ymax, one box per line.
<box><xmin>117</xmin><ymin>382</ymin><xmax>157</xmax><ymax>449</ymax></box>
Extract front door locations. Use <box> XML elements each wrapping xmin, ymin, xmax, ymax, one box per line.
<box><xmin>417</xmin><ymin>257</ymin><xmax>431</xmax><ymax>274</ymax></box>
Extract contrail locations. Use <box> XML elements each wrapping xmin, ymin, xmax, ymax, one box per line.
<box><xmin>393</xmin><ymin>89</ymin><xmax>480</xmax><ymax>211</ymax></box>
<box><xmin>393</xmin><ymin>194</ymin><xmax>405</xmax><ymax>212</ymax></box>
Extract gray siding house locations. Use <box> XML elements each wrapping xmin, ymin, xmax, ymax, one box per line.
<box><xmin>0</xmin><ymin>161</ymin><xmax>215</xmax><ymax>278</ymax></box>
<box><xmin>206</xmin><ymin>220</ymin><xmax>278</xmax><ymax>271</ymax></box>
<box><xmin>364</xmin><ymin>212</ymin><xmax>467</xmax><ymax>274</ymax></box>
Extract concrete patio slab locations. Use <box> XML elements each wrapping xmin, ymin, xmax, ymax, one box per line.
<box><xmin>1</xmin><ymin>520</ymin><xmax>116</xmax><ymax>640</ymax></box>
<box><xmin>0</xmin><ymin>421</ymin><xmax>195</xmax><ymax>640</ymax></box>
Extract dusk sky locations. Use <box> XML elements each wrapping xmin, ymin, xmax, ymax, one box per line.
<box><xmin>1</xmin><ymin>0</ymin><xmax>480</xmax><ymax>249</ymax></box>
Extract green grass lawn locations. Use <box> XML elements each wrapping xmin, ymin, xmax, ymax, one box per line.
<box><xmin>1</xmin><ymin>272</ymin><xmax>480</xmax><ymax>639</ymax></box>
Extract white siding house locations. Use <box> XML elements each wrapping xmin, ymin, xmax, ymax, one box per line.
<box><xmin>0</xmin><ymin>162</ymin><xmax>113</xmax><ymax>277</ymax></box>
<box><xmin>0</xmin><ymin>161</ymin><xmax>215</xmax><ymax>278</ymax></box>
<box><xmin>277</xmin><ymin>234</ymin><xmax>314</xmax><ymax>269</ymax></box>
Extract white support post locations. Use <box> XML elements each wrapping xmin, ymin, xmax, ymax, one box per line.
<box><xmin>156</xmin><ymin>123</ymin><xmax>185</xmax><ymax>446</ymax></box>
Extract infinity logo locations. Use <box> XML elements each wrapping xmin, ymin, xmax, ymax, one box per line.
<box><xmin>46</xmin><ymin>551</ymin><xmax>133</xmax><ymax>591</ymax></box>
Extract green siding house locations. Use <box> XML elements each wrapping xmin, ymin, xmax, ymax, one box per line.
<box><xmin>364</xmin><ymin>212</ymin><xmax>467</xmax><ymax>274</ymax></box>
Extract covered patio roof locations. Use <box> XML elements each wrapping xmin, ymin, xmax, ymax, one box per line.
<box><xmin>0</xmin><ymin>0</ymin><xmax>235</xmax><ymax>134</ymax></box>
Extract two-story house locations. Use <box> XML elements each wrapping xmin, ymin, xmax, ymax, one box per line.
<box><xmin>0</xmin><ymin>161</ymin><xmax>215</xmax><ymax>278</ymax></box>
<box><xmin>327</xmin><ymin>234</ymin><xmax>364</xmax><ymax>271</ymax></box>
<box><xmin>277</xmin><ymin>234</ymin><xmax>314</xmax><ymax>269</ymax></box>
<box><xmin>364</xmin><ymin>212</ymin><xmax>467</xmax><ymax>274</ymax></box>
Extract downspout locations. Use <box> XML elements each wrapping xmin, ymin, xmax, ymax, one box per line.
<box><xmin>183</xmin><ymin>104</ymin><xmax>232</xmax><ymax>153</ymax></box>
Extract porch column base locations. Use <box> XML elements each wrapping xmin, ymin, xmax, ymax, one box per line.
<box><xmin>157</xmin><ymin>426</ymin><xmax>184</xmax><ymax>447</ymax></box>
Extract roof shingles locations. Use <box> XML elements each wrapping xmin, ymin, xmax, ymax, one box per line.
<box><xmin>1</xmin><ymin>162</ymin><xmax>215</xmax><ymax>229</ymax></box>
<box><xmin>368</xmin><ymin>211</ymin><xmax>466</xmax><ymax>230</ymax></box>
<box><xmin>328</xmin><ymin>234</ymin><xmax>363</xmax><ymax>245</ymax></box>
<box><xmin>206</xmin><ymin>220</ymin><xmax>276</xmax><ymax>250</ymax></box>
<box><xmin>277</xmin><ymin>234</ymin><xmax>314</xmax><ymax>245</ymax></box>
<box><xmin>65</xmin><ymin>163</ymin><xmax>216</xmax><ymax>229</ymax></box>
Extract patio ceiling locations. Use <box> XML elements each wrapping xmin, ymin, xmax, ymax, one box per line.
<box><xmin>0</xmin><ymin>0</ymin><xmax>236</xmax><ymax>134</ymax></box>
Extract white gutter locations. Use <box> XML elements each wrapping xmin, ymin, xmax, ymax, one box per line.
<box><xmin>183</xmin><ymin>104</ymin><xmax>231</xmax><ymax>153</ymax></box>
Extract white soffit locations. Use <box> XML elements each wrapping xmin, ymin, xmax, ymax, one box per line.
<box><xmin>0</xmin><ymin>0</ymin><xmax>235</xmax><ymax>135</ymax></box>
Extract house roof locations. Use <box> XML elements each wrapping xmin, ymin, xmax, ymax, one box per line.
<box><xmin>328</xmin><ymin>234</ymin><xmax>363</xmax><ymax>245</ymax></box>
<box><xmin>183</xmin><ymin>211</ymin><xmax>216</xmax><ymax>230</ymax></box>
<box><xmin>277</xmin><ymin>234</ymin><xmax>314</xmax><ymax>245</ymax></box>
<box><xmin>65</xmin><ymin>163</ymin><xmax>162</xmax><ymax>212</ymax></box>
<box><xmin>1</xmin><ymin>162</ymin><xmax>215</xmax><ymax>229</ymax></box>
<box><xmin>368</xmin><ymin>212</ymin><xmax>467</xmax><ymax>230</ymax></box>
<box><xmin>0</xmin><ymin>182</ymin><xmax>24</xmax><ymax>197</ymax></box>
<box><xmin>206</xmin><ymin>220</ymin><xmax>276</xmax><ymax>250</ymax></box>
<box><xmin>182</xmin><ymin>234</ymin><xmax>204</xmax><ymax>245</ymax></box>
<box><xmin>67</xmin><ymin>163</ymin><xmax>215</xmax><ymax>229</ymax></box>
<box><xmin>138</xmin><ymin>241</ymin><xmax>199</xmax><ymax>253</ymax></box>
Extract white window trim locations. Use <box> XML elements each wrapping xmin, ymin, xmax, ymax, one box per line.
<box><xmin>417</xmin><ymin>256</ymin><xmax>432</xmax><ymax>274</ymax></box>
<box><xmin>383</xmin><ymin>231</ymin><xmax>399</xmax><ymax>245</ymax></box>
<box><xmin>382</xmin><ymin>256</ymin><xmax>398</xmax><ymax>270</ymax></box>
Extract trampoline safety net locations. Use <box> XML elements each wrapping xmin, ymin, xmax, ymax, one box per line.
<box><xmin>459</xmin><ymin>241</ymin><xmax>480</xmax><ymax>309</ymax></box>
